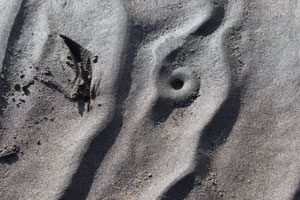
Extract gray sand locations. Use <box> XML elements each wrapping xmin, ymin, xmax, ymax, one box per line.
<box><xmin>0</xmin><ymin>0</ymin><xmax>299</xmax><ymax>199</ymax></box>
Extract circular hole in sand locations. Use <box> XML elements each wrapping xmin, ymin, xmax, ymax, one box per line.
<box><xmin>170</xmin><ymin>77</ymin><xmax>184</xmax><ymax>90</ymax></box>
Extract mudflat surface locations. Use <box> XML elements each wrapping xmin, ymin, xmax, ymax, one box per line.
<box><xmin>0</xmin><ymin>0</ymin><xmax>299</xmax><ymax>200</ymax></box>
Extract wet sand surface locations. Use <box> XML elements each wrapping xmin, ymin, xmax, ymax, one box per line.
<box><xmin>0</xmin><ymin>0</ymin><xmax>299</xmax><ymax>199</ymax></box>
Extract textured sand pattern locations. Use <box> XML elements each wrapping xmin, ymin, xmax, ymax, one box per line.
<box><xmin>0</xmin><ymin>0</ymin><xmax>299</xmax><ymax>200</ymax></box>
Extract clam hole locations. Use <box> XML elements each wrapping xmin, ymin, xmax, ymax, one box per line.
<box><xmin>170</xmin><ymin>77</ymin><xmax>184</xmax><ymax>90</ymax></box>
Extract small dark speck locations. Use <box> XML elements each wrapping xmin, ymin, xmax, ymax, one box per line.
<box><xmin>20</xmin><ymin>74</ymin><xmax>25</xmax><ymax>79</ymax></box>
<box><xmin>14</xmin><ymin>84</ymin><xmax>21</xmax><ymax>91</ymax></box>
<box><xmin>93</xmin><ymin>56</ymin><xmax>98</xmax><ymax>63</ymax></box>
<box><xmin>43</xmin><ymin>71</ymin><xmax>53</xmax><ymax>76</ymax></box>
<box><xmin>37</xmin><ymin>141</ymin><xmax>41</xmax><ymax>145</ymax></box>
<box><xmin>67</xmin><ymin>56</ymin><xmax>73</xmax><ymax>60</ymax></box>
<box><xmin>66</xmin><ymin>61</ymin><xmax>74</xmax><ymax>67</ymax></box>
